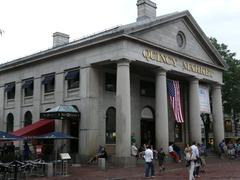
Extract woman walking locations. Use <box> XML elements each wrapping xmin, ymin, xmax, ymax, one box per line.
<box><xmin>186</xmin><ymin>147</ymin><xmax>196</xmax><ymax>180</ymax></box>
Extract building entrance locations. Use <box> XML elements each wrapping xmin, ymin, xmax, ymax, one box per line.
<box><xmin>141</xmin><ymin>119</ymin><xmax>155</xmax><ymax>147</ymax></box>
<box><xmin>70</xmin><ymin>120</ymin><xmax>79</xmax><ymax>153</ymax></box>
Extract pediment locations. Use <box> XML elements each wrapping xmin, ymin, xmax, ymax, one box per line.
<box><xmin>127</xmin><ymin>11</ymin><xmax>227</xmax><ymax>69</ymax></box>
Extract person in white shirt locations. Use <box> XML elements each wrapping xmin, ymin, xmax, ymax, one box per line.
<box><xmin>131</xmin><ymin>143</ymin><xmax>139</xmax><ymax>159</ymax></box>
<box><xmin>168</xmin><ymin>142</ymin><xmax>180</xmax><ymax>162</ymax></box>
<box><xmin>186</xmin><ymin>147</ymin><xmax>197</xmax><ymax>180</ymax></box>
<box><xmin>144</xmin><ymin>145</ymin><xmax>155</xmax><ymax>178</ymax></box>
<box><xmin>191</xmin><ymin>141</ymin><xmax>200</xmax><ymax>178</ymax></box>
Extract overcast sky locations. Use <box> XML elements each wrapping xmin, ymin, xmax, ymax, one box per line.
<box><xmin>0</xmin><ymin>0</ymin><xmax>239</xmax><ymax>64</ymax></box>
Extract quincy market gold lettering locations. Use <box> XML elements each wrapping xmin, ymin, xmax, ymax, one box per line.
<box><xmin>142</xmin><ymin>49</ymin><xmax>214</xmax><ymax>77</ymax></box>
<box><xmin>182</xmin><ymin>62</ymin><xmax>213</xmax><ymax>77</ymax></box>
<box><xmin>142</xmin><ymin>49</ymin><xmax>177</xmax><ymax>67</ymax></box>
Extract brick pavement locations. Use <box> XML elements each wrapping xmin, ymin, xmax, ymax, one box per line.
<box><xmin>32</xmin><ymin>156</ymin><xmax>240</xmax><ymax>180</ymax></box>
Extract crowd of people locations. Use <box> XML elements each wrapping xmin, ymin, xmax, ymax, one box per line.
<box><xmin>0</xmin><ymin>140</ymin><xmax>55</xmax><ymax>163</ymax></box>
<box><xmin>130</xmin><ymin>140</ymin><xmax>207</xmax><ymax>179</ymax></box>
<box><xmin>219</xmin><ymin>139</ymin><xmax>240</xmax><ymax>159</ymax></box>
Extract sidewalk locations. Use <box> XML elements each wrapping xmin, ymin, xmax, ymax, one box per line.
<box><xmin>33</xmin><ymin>156</ymin><xmax>240</xmax><ymax>180</ymax></box>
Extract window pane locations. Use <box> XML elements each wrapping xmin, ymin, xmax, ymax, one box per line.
<box><xmin>43</xmin><ymin>75</ymin><xmax>55</xmax><ymax>93</ymax></box>
<box><xmin>140</xmin><ymin>80</ymin><xmax>155</xmax><ymax>97</ymax></box>
<box><xmin>23</xmin><ymin>79</ymin><xmax>34</xmax><ymax>97</ymax></box>
<box><xmin>105</xmin><ymin>73</ymin><xmax>116</xmax><ymax>92</ymax></box>
<box><xmin>5</xmin><ymin>83</ymin><xmax>15</xmax><ymax>99</ymax></box>
<box><xmin>66</xmin><ymin>70</ymin><xmax>79</xmax><ymax>89</ymax></box>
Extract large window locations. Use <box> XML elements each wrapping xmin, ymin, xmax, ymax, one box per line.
<box><xmin>22</xmin><ymin>78</ymin><xmax>34</xmax><ymax>97</ymax></box>
<box><xmin>42</xmin><ymin>74</ymin><xmax>55</xmax><ymax>93</ymax></box>
<box><xmin>24</xmin><ymin>111</ymin><xmax>32</xmax><ymax>127</ymax></box>
<box><xmin>6</xmin><ymin>113</ymin><xmax>14</xmax><ymax>132</ymax></box>
<box><xmin>106</xmin><ymin>107</ymin><xmax>116</xmax><ymax>144</ymax></box>
<box><xmin>105</xmin><ymin>73</ymin><xmax>116</xmax><ymax>92</ymax></box>
<box><xmin>140</xmin><ymin>80</ymin><xmax>155</xmax><ymax>97</ymax></box>
<box><xmin>65</xmin><ymin>69</ymin><xmax>79</xmax><ymax>89</ymax></box>
<box><xmin>5</xmin><ymin>83</ymin><xmax>15</xmax><ymax>100</ymax></box>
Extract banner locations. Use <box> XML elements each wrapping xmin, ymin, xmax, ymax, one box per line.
<box><xmin>167</xmin><ymin>80</ymin><xmax>184</xmax><ymax>123</ymax></box>
<box><xmin>199</xmin><ymin>86</ymin><xmax>211</xmax><ymax>113</ymax></box>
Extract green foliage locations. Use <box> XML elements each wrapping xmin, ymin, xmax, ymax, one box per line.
<box><xmin>210</xmin><ymin>37</ymin><xmax>240</xmax><ymax>114</ymax></box>
<box><xmin>0</xmin><ymin>29</ymin><xmax>3</xmax><ymax>36</ymax></box>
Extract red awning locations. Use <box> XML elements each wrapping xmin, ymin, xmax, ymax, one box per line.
<box><xmin>12</xmin><ymin>119</ymin><xmax>54</xmax><ymax>137</ymax></box>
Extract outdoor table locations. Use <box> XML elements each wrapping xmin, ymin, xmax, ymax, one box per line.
<box><xmin>0</xmin><ymin>162</ymin><xmax>9</xmax><ymax>179</ymax></box>
<box><xmin>8</xmin><ymin>160</ymin><xmax>25</xmax><ymax>180</ymax></box>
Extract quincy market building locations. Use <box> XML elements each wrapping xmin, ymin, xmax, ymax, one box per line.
<box><xmin>0</xmin><ymin>0</ymin><xmax>227</xmax><ymax>162</ymax></box>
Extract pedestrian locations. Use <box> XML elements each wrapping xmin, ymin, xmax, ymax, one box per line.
<box><xmin>186</xmin><ymin>147</ymin><xmax>196</xmax><ymax>180</ymax></box>
<box><xmin>23</xmin><ymin>142</ymin><xmax>31</xmax><ymax>160</ymax></box>
<box><xmin>169</xmin><ymin>142</ymin><xmax>180</xmax><ymax>162</ymax></box>
<box><xmin>131</xmin><ymin>132</ymin><xmax>136</xmax><ymax>144</ymax></box>
<box><xmin>143</xmin><ymin>144</ymin><xmax>155</xmax><ymax>178</ymax></box>
<box><xmin>8</xmin><ymin>142</ymin><xmax>15</xmax><ymax>161</ymax></box>
<box><xmin>157</xmin><ymin>148</ymin><xmax>166</xmax><ymax>172</ymax></box>
<box><xmin>131</xmin><ymin>143</ymin><xmax>139</xmax><ymax>159</ymax></box>
<box><xmin>87</xmin><ymin>145</ymin><xmax>108</xmax><ymax>164</ymax></box>
<box><xmin>218</xmin><ymin>139</ymin><xmax>226</xmax><ymax>158</ymax></box>
<box><xmin>191</xmin><ymin>141</ymin><xmax>200</xmax><ymax>178</ymax></box>
<box><xmin>173</xmin><ymin>143</ymin><xmax>182</xmax><ymax>160</ymax></box>
<box><xmin>184</xmin><ymin>144</ymin><xmax>190</xmax><ymax>158</ymax></box>
<box><xmin>198</xmin><ymin>143</ymin><xmax>206</xmax><ymax>173</ymax></box>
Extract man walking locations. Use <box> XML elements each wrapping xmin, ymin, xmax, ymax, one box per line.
<box><xmin>144</xmin><ymin>145</ymin><xmax>155</xmax><ymax>178</ymax></box>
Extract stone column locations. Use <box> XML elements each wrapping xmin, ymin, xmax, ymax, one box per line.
<box><xmin>116</xmin><ymin>59</ymin><xmax>131</xmax><ymax>158</ymax></box>
<box><xmin>155</xmin><ymin>69</ymin><xmax>169</xmax><ymax>153</ymax></box>
<box><xmin>189</xmin><ymin>78</ymin><xmax>202</xmax><ymax>143</ymax></box>
<box><xmin>211</xmin><ymin>83</ymin><xmax>225</xmax><ymax>148</ymax></box>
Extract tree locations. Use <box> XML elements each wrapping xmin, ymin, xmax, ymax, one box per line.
<box><xmin>210</xmin><ymin>37</ymin><xmax>240</xmax><ymax>114</ymax></box>
<box><xmin>210</xmin><ymin>37</ymin><xmax>240</xmax><ymax>136</ymax></box>
<box><xmin>0</xmin><ymin>29</ymin><xmax>3</xmax><ymax>36</ymax></box>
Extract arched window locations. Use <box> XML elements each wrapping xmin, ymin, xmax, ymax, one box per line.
<box><xmin>141</xmin><ymin>106</ymin><xmax>155</xmax><ymax>146</ymax></box>
<box><xmin>6</xmin><ymin>113</ymin><xmax>14</xmax><ymax>132</ymax></box>
<box><xmin>24</xmin><ymin>111</ymin><xmax>32</xmax><ymax>127</ymax></box>
<box><xmin>106</xmin><ymin>107</ymin><xmax>116</xmax><ymax>144</ymax></box>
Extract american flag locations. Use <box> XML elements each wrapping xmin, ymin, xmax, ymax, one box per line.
<box><xmin>167</xmin><ymin>80</ymin><xmax>184</xmax><ymax>123</ymax></box>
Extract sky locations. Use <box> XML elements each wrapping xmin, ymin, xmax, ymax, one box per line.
<box><xmin>0</xmin><ymin>0</ymin><xmax>239</xmax><ymax>64</ymax></box>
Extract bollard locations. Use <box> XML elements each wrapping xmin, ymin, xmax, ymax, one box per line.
<box><xmin>98</xmin><ymin>158</ymin><xmax>106</xmax><ymax>170</ymax></box>
<box><xmin>46</xmin><ymin>163</ymin><xmax>54</xmax><ymax>177</ymax></box>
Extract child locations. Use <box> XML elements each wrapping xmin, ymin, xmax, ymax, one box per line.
<box><xmin>157</xmin><ymin>148</ymin><xmax>166</xmax><ymax>172</ymax></box>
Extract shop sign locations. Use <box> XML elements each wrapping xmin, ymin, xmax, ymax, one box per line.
<box><xmin>142</xmin><ymin>49</ymin><xmax>214</xmax><ymax>77</ymax></box>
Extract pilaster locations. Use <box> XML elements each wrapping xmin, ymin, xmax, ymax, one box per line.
<box><xmin>79</xmin><ymin>66</ymin><xmax>100</xmax><ymax>156</ymax></box>
<box><xmin>14</xmin><ymin>81</ymin><xmax>22</xmax><ymax>130</ymax></box>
